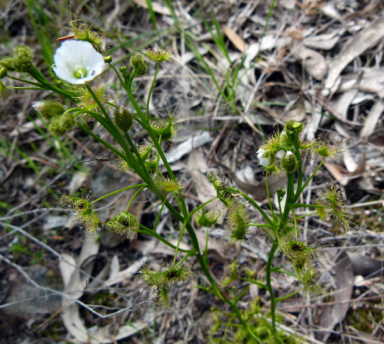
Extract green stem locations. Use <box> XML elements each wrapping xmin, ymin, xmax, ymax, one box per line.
<box><xmin>173</xmin><ymin>220</ymin><xmax>188</xmax><ymax>266</ymax></box>
<box><xmin>240</xmin><ymin>278</ymin><xmax>267</xmax><ymax>290</ymax></box>
<box><xmin>7</xmin><ymin>76</ymin><xmax>44</xmax><ymax>87</ymax></box>
<box><xmin>91</xmin><ymin>184</ymin><xmax>147</xmax><ymax>204</ymax></box>
<box><xmin>280</xmin><ymin>173</ymin><xmax>294</xmax><ymax>227</ymax></box>
<box><xmin>293</xmin><ymin>159</ymin><xmax>324</xmax><ymax>203</ymax></box>
<box><xmin>293</xmin><ymin>203</ymin><xmax>326</xmax><ymax>209</ymax></box>
<box><xmin>146</xmin><ymin>62</ymin><xmax>160</xmax><ymax>120</ymax></box>
<box><xmin>293</xmin><ymin>139</ymin><xmax>303</xmax><ymax>200</ymax></box>
<box><xmin>153</xmin><ymin>197</ymin><xmax>167</xmax><ymax>232</ymax></box>
<box><xmin>266</xmin><ymin>172</ymin><xmax>277</xmax><ymax>222</ymax></box>
<box><xmin>270</xmin><ymin>268</ymin><xmax>296</xmax><ymax>278</ymax></box>
<box><xmin>28</xmin><ymin>66</ymin><xmax>75</xmax><ymax>101</ymax></box>
<box><xmin>9</xmin><ymin>86</ymin><xmax>44</xmax><ymax>90</ymax></box>
<box><xmin>204</xmin><ymin>226</ymin><xmax>210</xmax><ymax>265</ymax></box>
<box><xmin>126</xmin><ymin>186</ymin><xmax>146</xmax><ymax>212</ymax></box>
<box><xmin>266</xmin><ymin>242</ymin><xmax>278</xmax><ymax>333</ymax></box>
<box><xmin>292</xmin><ymin>207</ymin><xmax>298</xmax><ymax>239</ymax></box>
<box><xmin>175</xmin><ymin>250</ymin><xmax>196</xmax><ymax>268</ymax></box>
<box><xmin>275</xmin><ymin>289</ymin><xmax>302</xmax><ymax>303</ymax></box>
<box><xmin>235</xmin><ymin>190</ymin><xmax>275</xmax><ymax>228</ymax></box>
<box><xmin>234</xmin><ymin>284</ymin><xmax>251</xmax><ymax>302</ymax></box>
<box><xmin>138</xmin><ymin>225</ymin><xmax>191</xmax><ymax>253</ymax></box>
<box><xmin>76</xmin><ymin>121</ymin><xmax>125</xmax><ymax>160</ymax></box>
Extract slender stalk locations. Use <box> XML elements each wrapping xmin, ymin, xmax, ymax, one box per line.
<box><xmin>175</xmin><ymin>250</ymin><xmax>196</xmax><ymax>268</ymax></box>
<box><xmin>265</xmin><ymin>172</ymin><xmax>277</xmax><ymax>222</ymax></box>
<box><xmin>126</xmin><ymin>186</ymin><xmax>146</xmax><ymax>212</ymax></box>
<box><xmin>204</xmin><ymin>226</ymin><xmax>210</xmax><ymax>264</ymax></box>
<box><xmin>153</xmin><ymin>197</ymin><xmax>167</xmax><ymax>232</ymax></box>
<box><xmin>146</xmin><ymin>62</ymin><xmax>160</xmax><ymax>120</ymax></box>
<box><xmin>7</xmin><ymin>76</ymin><xmax>44</xmax><ymax>87</ymax></box>
<box><xmin>275</xmin><ymin>289</ymin><xmax>302</xmax><ymax>303</ymax></box>
<box><xmin>236</xmin><ymin>190</ymin><xmax>275</xmax><ymax>228</ymax></box>
<box><xmin>266</xmin><ymin>242</ymin><xmax>279</xmax><ymax>332</ymax></box>
<box><xmin>138</xmin><ymin>225</ymin><xmax>191</xmax><ymax>253</ymax></box>
<box><xmin>293</xmin><ymin>159</ymin><xmax>324</xmax><ymax>203</ymax></box>
<box><xmin>76</xmin><ymin>122</ymin><xmax>125</xmax><ymax>160</ymax></box>
<box><xmin>91</xmin><ymin>184</ymin><xmax>147</xmax><ymax>204</ymax></box>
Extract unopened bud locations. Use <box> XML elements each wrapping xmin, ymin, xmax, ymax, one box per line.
<box><xmin>281</xmin><ymin>151</ymin><xmax>297</xmax><ymax>173</ymax></box>
<box><xmin>276</xmin><ymin>188</ymin><xmax>286</xmax><ymax>201</ymax></box>
<box><xmin>114</xmin><ymin>106</ymin><xmax>134</xmax><ymax>132</ymax></box>
<box><xmin>130</xmin><ymin>54</ymin><xmax>145</xmax><ymax>68</ymax></box>
<box><xmin>49</xmin><ymin>113</ymin><xmax>74</xmax><ymax>136</ymax></box>
<box><xmin>0</xmin><ymin>57</ymin><xmax>15</xmax><ymax>71</ymax></box>
<box><xmin>0</xmin><ymin>68</ymin><xmax>7</xmax><ymax>78</ymax></box>
<box><xmin>33</xmin><ymin>101</ymin><xmax>65</xmax><ymax>121</ymax></box>
<box><xmin>130</xmin><ymin>54</ymin><xmax>147</xmax><ymax>76</ymax></box>
<box><xmin>13</xmin><ymin>45</ymin><xmax>34</xmax><ymax>72</ymax></box>
<box><xmin>284</xmin><ymin>120</ymin><xmax>304</xmax><ymax>140</ymax></box>
<box><xmin>104</xmin><ymin>56</ymin><xmax>112</xmax><ymax>63</ymax></box>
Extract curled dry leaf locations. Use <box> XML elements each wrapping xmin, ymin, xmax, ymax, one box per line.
<box><xmin>360</xmin><ymin>99</ymin><xmax>384</xmax><ymax>138</ymax></box>
<box><xmin>294</xmin><ymin>46</ymin><xmax>327</xmax><ymax>80</ymax></box>
<box><xmin>317</xmin><ymin>251</ymin><xmax>354</xmax><ymax>342</ymax></box>
<box><xmin>324</xmin><ymin>17</ymin><xmax>384</xmax><ymax>93</ymax></box>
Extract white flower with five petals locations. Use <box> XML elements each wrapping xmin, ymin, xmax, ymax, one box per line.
<box><xmin>257</xmin><ymin>148</ymin><xmax>270</xmax><ymax>167</ymax></box>
<box><xmin>53</xmin><ymin>40</ymin><xmax>105</xmax><ymax>85</ymax></box>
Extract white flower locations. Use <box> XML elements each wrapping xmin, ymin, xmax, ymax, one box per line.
<box><xmin>286</xmin><ymin>150</ymin><xmax>293</xmax><ymax>156</ymax></box>
<box><xmin>257</xmin><ymin>148</ymin><xmax>270</xmax><ymax>167</ymax></box>
<box><xmin>53</xmin><ymin>40</ymin><xmax>105</xmax><ymax>85</ymax></box>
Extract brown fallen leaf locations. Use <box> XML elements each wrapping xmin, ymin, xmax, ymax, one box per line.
<box><xmin>348</xmin><ymin>253</ymin><xmax>384</xmax><ymax>278</ymax></box>
<box><xmin>294</xmin><ymin>46</ymin><xmax>328</xmax><ymax>80</ymax></box>
<box><xmin>222</xmin><ymin>25</ymin><xmax>248</xmax><ymax>53</ymax></box>
<box><xmin>324</xmin><ymin>162</ymin><xmax>348</xmax><ymax>185</ymax></box>
<box><xmin>194</xmin><ymin>230</ymin><xmax>240</xmax><ymax>262</ymax></box>
<box><xmin>317</xmin><ymin>251</ymin><xmax>354</xmax><ymax>342</ymax></box>
<box><xmin>324</xmin><ymin>16</ymin><xmax>384</xmax><ymax>92</ymax></box>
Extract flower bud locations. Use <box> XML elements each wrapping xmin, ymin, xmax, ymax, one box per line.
<box><xmin>130</xmin><ymin>54</ymin><xmax>145</xmax><ymax>68</ymax></box>
<box><xmin>33</xmin><ymin>101</ymin><xmax>65</xmax><ymax>121</ymax></box>
<box><xmin>281</xmin><ymin>151</ymin><xmax>297</xmax><ymax>173</ymax></box>
<box><xmin>119</xmin><ymin>66</ymin><xmax>130</xmax><ymax>79</ymax></box>
<box><xmin>135</xmin><ymin>61</ymin><xmax>147</xmax><ymax>76</ymax></box>
<box><xmin>114</xmin><ymin>106</ymin><xmax>134</xmax><ymax>132</ymax></box>
<box><xmin>12</xmin><ymin>45</ymin><xmax>34</xmax><ymax>72</ymax></box>
<box><xmin>104</xmin><ymin>56</ymin><xmax>112</xmax><ymax>63</ymax></box>
<box><xmin>284</xmin><ymin>120</ymin><xmax>304</xmax><ymax>141</ymax></box>
<box><xmin>0</xmin><ymin>80</ymin><xmax>6</xmax><ymax>96</ymax></box>
<box><xmin>0</xmin><ymin>57</ymin><xmax>15</xmax><ymax>71</ymax></box>
<box><xmin>276</xmin><ymin>188</ymin><xmax>286</xmax><ymax>201</ymax></box>
<box><xmin>0</xmin><ymin>68</ymin><xmax>7</xmax><ymax>78</ymax></box>
<box><xmin>49</xmin><ymin>113</ymin><xmax>74</xmax><ymax>136</ymax></box>
<box><xmin>130</xmin><ymin>55</ymin><xmax>147</xmax><ymax>76</ymax></box>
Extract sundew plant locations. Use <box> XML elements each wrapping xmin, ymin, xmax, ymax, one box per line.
<box><xmin>0</xmin><ymin>22</ymin><xmax>350</xmax><ymax>343</ymax></box>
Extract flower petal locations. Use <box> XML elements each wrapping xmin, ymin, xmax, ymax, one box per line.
<box><xmin>53</xmin><ymin>40</ymin><xmax>105</xmax><ymax>84</ymax></box>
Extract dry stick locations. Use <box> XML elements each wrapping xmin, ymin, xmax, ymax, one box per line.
<box><xmin>6</xmin><ymin>138</ymin><xmax>91</xmax><ymax>215</ymax></box>
<box><xmin>0</xmin><ymin>207</ymin><xmax>70</xmax><ymax>221</ymax></box>
<box><xmin>0</xmin><ymin>252</ymin><xmax>151</xmax><ymax>318</ymax></box>
<box><xmin>0</xmin><ymin>221</ymin><xmax>136</xmax><ymax>305</ymax></box>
